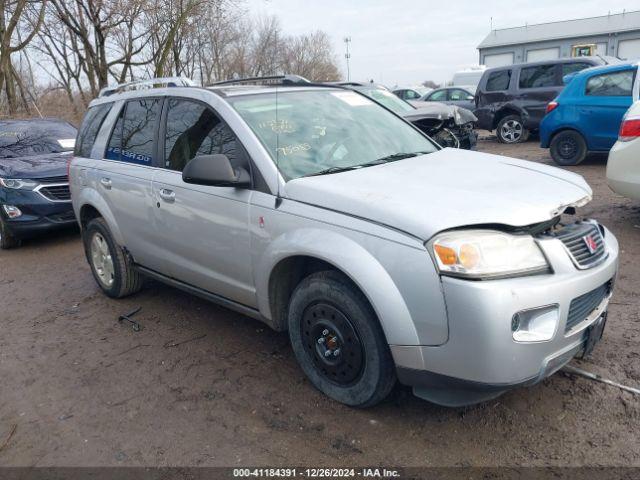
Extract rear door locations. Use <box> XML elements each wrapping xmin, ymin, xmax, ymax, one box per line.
<box><xmin>97</xmin><ymin>97</ymin><xmax>165</xmax><ymax>270</ymax></box>
<box><xmin>516</xmin><ymin>63</ymin><xmax>560</xmax><ymax>128</ymax></box>
<box><xmin>580</xmin><ymin>68</ymin><xmax>636</xmax><ymax>150</ymax></box>
<box><xmin>150</xmin><ymin>96</ymin><xmax>255</xmax><ymax>307</ymax></box>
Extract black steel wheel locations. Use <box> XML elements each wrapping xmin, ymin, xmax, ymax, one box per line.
<box><xmin>301</xmin><ymin>302</ymin><xmax>364</xmax><ymax>385</ymax></box>
<box><xmin>550</xmin><ymin>130</ymin><xmax>587</xmax><ymax>166</ymax></box>
<box><xmin>288</xmin><ymin>271</ymin><xmax>396</xmax><ymax>407</ymax></box>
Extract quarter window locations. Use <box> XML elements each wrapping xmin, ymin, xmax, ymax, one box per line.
<box><xmin>562</xmin><ymin>63</ymin><xmax>591</xmax><ymax>77</ymax></box>
<box><xmin>75</xmin><ymin>103</ymin><xmax>112</xmax><ymax>158</ymax></box>
<box><xmin>105</xmin><ymin>98</ymin><xmax>160</xmax><ymax>164</ymax></box>
<box><xmin>486</xmin><ymin>70</ymin><xmax>511</xmax><ymax>91</ymax></box>
<box><xmin>586</xmin><ymin>70</ymin><xmax>635</xmax><ymax>96</ymax></box>
<box><xmin>164</xmin><ymin>98</ymin><xmax>245</xmax><ymax>172</ymax></box>
<box><xmin>519</xmin><ymin>65</ymin><xmax>556</xmax><ymax>88</ymax></box>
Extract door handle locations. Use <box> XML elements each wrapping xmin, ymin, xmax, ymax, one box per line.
<box><xmin>100</xmin><ymin>177</ymin><xmax>112</xmax><ymax>189</ymax></box>
<box><xmin>159</xmin><ymin>188</ymin><xmax>176</xmax><ymax>202</ymax></box>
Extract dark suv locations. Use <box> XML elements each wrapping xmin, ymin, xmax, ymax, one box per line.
<box><xmin>474</xmin><ymin>57</ymin><xmax>612</xmax><ymax>143</ymax></box>
<box><xmin>0</xmin><ymin>118</ymin><xmax>77</xmax><ymax>248</ymax></box>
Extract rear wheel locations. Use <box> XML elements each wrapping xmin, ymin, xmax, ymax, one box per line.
<box><xmin>496</xmin><ymin>115</ymin><xmax>529</xmax><ymax>144</ymax></box>
<box><xmin>287</xmin><ymin>271</ymin><xmax>396</xmax><ymax>407</ymax></box>
<box><xmin>550</xmin><ymin>130</ymin><xmax>587</xmax><ymax>166</ymax></box>
<box><xmin>83</xmin><ymin>217</ymin><xmax>143</xmax><ymax>298</ymax></box>
<box><xmin>0</xmin><ymin>216</ymin><xmax>21</xmax><ymax>249</ymax></box>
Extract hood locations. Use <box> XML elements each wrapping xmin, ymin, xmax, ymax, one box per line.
<box><xmin>403</xmin><ymin>103</ymin><xmax>477</xmax><ymax>125</ymax></box>
<box><xmin>0</xmin><ymin>152</ymin><xmax>71</xmax><ymax>179</ymax></box>
<box><xmin>284</xmin><ymin>149</ymin><xmax>591</xmax><ymax>240</ymax></box>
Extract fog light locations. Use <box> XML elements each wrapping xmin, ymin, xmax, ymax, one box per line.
<box><xmin>512</xmin><ymin>305</ymin><xmax>559</xmax><ymax>342</ymax></box>
<box><xmin>2</xmin><ymin>205</ymin><xmax>22</xmax><ymax>218</ymax></box>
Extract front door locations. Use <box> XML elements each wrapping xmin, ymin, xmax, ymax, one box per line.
<box><xmin>151</xmin><ymin>97</ymin><xmax>255</xmax><ymax>307</ymax></box>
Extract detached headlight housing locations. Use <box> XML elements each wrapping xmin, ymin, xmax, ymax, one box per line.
<box><xmin>0</xmin><ymin>178</ymin><xmax>39</xmax><ymax>190</ymax></box>
<box><xmin>429</xmin><ymin>230</ymin><xmax>550</xmax><ymax>279</ymax></box>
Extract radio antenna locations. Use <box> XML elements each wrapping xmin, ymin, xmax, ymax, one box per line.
<box><xmin>274</xmin><ymin>83</ymin><xmax>282</xmax><ymax>208</ymax></box>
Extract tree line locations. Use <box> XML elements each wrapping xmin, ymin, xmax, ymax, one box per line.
<box><xmin>1</xmin><ymin>0</ymin><xmax>341</xmax><ymax>119</ymax></box>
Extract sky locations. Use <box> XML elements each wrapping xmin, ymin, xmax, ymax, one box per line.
<box><xmin>245</xmin><ymin>0</ymin><xmax>636</xmax><ymax>87</ymax></box>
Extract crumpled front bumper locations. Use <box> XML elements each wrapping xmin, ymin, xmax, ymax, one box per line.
<box><xmin>391</xmin><ymin>224</ymin><xmax>619</xmax><ymax>406</ymax></box>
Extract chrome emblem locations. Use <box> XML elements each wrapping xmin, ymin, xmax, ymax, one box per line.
<box><xmin>583</xmin><ymin>235</ymin><xmax>598</xmax><ymax>254</ymax></box>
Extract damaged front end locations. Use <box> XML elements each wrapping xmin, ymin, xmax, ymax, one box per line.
<box><xmin>403</xmin><ymin>103</ymin><xmax>478</xmax><ymax>150</ymax></box>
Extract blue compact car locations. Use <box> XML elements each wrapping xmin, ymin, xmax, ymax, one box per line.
<box><xmin>0</xmin><ymin>118</ymin><xmax>78</xmax><ymax>249</ymax></box>
<box><xmin>540</xmin><ymin>63</ymin><xmax>639</xmax><ymax>166</ymax></box>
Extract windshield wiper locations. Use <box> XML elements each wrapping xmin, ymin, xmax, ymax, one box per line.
<box><xmin>305</xmin><ymin>151</ymin><xmax>429</xmax><ymax>178</ymax></box>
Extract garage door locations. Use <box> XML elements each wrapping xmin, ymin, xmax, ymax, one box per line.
<box><xmin>483</xmin><ymin>53</ymin><xmax>514</xmax><ymax>68</ymax></box>
<box><xmin>526</xmin><ymin>48</ymin><xmax>560</xmax><ymax>62</ymax></box>
<box><xmin>618</xmin><ymin>39</ymin><xmax>640</xmax><ymax>60</ymax></box>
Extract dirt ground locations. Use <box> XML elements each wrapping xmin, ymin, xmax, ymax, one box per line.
<box><xmin>1</xmin><ymin>134</ymin><xmax>639</xmax><ymax>468</ymax></box>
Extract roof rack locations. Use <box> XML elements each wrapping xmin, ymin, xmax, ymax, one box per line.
<box><xmin>207</xmin><ymin>74</ymin><xmax>311</xmax><ymax>87</ymax></box>
<box><xmin>98</xmin><ymin>77</ymin><xmax>195</xmax><ymax>97</ymax></box>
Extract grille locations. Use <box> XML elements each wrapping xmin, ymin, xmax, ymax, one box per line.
<box><xmin>552</xmin><ymin>222</ymin><xmax>607</xmax><ymax>269</ymax></box>
<box><xmin>35</xmin><ymin>175</ymin><xmax>68</xmax><ymax>184</ymax></box>
<box><xmin>566</xmin><ymin>282</ymin><xmax>610</xmax><ymax>333</ymax></box>
<box><xmin>39</xmin><ymin>184</ymin><xmax>71</xmax><ymax>201</ymax></box>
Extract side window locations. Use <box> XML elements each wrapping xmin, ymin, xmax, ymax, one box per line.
<box><xmin>105</xmin><ymin>98</ymin><xmax>160</xmax><ymax>164</ymax></box>
<box><xmin>485</xmin><ymin>70</ymin><xmax>511</xmax><ymax>91</ymax></box>
<box><xmin>562</xmin><ymin>63</ymin><xmax>591</xmax><ymax>77</ymax></box>
<box><xmin>164</xmin><ymin>98</ymin><xmax>245</xmax><ymax>173</ymax></box>
<box><xmin>404</xmin><ymin>90</ymin><xmax>419</xmax><ymax>100</ymax></box>
<box><xmin>428</xmin><ymin>90</ymin><xmax>447</xmax><ymax>101</ymax></box>
<box><xmin>586</xmin><ymin>70</ymin><xmax>635</xmax><ymax>96</ymax></box>
<box><xmin>75</xmin><ymin>103</ymin><xmax>112</xmax><ymax>158</ymax></box>
<box><xmin>519</xmin><ymin>65</ymin><xmax>556</xmax><ymax>88</ymax></box>
<box><xmin>449</xmin><ymin>89</ymin><xmax>469</xmax><ymax>101</ymax></box>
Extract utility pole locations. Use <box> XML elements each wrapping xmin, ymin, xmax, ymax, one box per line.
<box><xmin>344</xmin><ymin>36</ymin><xmax>352</xmax><ymax>81</ymax></box>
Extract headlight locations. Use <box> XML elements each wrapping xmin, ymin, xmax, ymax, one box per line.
<box><xmin>429</xmin><ymin>230</ymin><xmax>549</xmax><ymax>279</ymax></box>
<box><xmin>0</xmin><ymin>178</ymin><xmax>39</xmax><ymax>190</ymax></box>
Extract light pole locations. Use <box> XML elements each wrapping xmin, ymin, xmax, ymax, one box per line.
<box><xmin>344</xmin><ymin>36</ymin><xmax>351</xmax><ymax>81</ymax></box>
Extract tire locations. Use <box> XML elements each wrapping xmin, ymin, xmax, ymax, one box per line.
<box><xmin>287</xmin><ymin>271</ymin><xmax>396</xmax><ymax>407</ymax></box>
<box><xmin>550</xmin><ymin>130</ymin><xmax>587</xmax><ymax>166</ymax></box>
<box><xmin>83</xmin><ymin>217</ymin><xmax>143</xmax><ymax>298</ymax></box>
<box><xmin>496</xmin><ymin>114</ymin><xmax>529</xmax><ymax>144</ymax></box>
<box><xmin>0</xmin><ymin>216</ymin><xmax>21</xmax><ymax>249</ymax></box>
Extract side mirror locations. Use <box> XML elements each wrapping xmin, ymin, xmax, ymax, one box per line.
<box><xmin>182</xmin><ymin>154</ymin><xmax>251</xmax><ymax>188</ymax></box>
<box><xmin>466</xmin><ymin>95</ymin><xmax>475</xmax><ymax>101</ymax></box>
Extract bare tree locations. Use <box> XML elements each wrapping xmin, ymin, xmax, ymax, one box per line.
<box><xmin>282</xmin><ymin>31</ymin><xmax>340</xmax><ymax>82</ymax></box>
<box><xmin>0</xmin><ymin>0</ymin><xmax>46</xmax><ymax>114</ymax></box>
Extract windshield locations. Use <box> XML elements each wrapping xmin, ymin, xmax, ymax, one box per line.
<box><xmin>0</xmin><ymin>120</ymin><xmax>77</xmax><ymax>159</ymax></box>
<box><xmin>356</xmin><ymin>88</ymin><xmax>415</xmax><ymax>114</ymax></box>
<box><xmin>228</xmin><ymin>89</ymin><xmax>436</xmax><ymax>180</ymax></box>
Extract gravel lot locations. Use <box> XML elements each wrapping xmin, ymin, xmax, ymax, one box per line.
<box><xmin>1</xmin><ymin>134</ymin><xmax>639</xmax><ymax>467</ymax></box>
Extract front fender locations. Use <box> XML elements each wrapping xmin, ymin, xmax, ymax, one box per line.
<box><xmin>255</xmin><ymin>228</ymin><xmax>421</xmax><ymax>346</ymax></box>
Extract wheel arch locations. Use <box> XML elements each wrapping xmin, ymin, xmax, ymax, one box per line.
<box><xmin>491</xmin><ymin>105</ymin><xmax>527</xmax><ymax>130</ymax></box>
<box><xmin>76</xmin><ymin>189</ymin><xmax>125</xmax><ymax>246</ymax></box>
<box><xmin>257</xmin><ymin>228</ymin><xmax>420</xmax><ymax>346</ymax></box>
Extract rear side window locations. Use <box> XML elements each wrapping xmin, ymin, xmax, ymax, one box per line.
<box><xmin>105</xmin><ymin>98</ymin><xmax>161</xmax><ymax>164</ymax></box>
<box><xmin>163</xmin><ymin>98</ymin><xmax>246</xmax><ymax>172</ymax></box>
<box><xmin>485</xmin><ymin>70</ymin><xmax>511</xmax><ymax>91</ymax></box>
<box><xmin>75</xmin><ymin>103</ymin><xmax>112</xmax><ymax>157</ymax></box>
<box><xmin>519</xmin><ymin>65</ymin><xmax>556</xmax><ymax>88</ymax></box>
<box><xmin>586</xmin><ymin>70</ymin><xmax>635</xmax><ymax>96</ymax></box>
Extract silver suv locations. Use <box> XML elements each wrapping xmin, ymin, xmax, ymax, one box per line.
<box><xmin>70</xmin><ymin>76</ymin><xmax>619</xmax><ymax>407</ymax></box>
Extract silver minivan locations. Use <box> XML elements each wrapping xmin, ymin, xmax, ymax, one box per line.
<box><xmin>70</xmin><ymin>77</ymin><xmax>618</xmax><ymax>407</ymax></box>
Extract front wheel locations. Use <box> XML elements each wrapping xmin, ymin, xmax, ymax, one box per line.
<box><xmin>550</xmin><ymin>130</ymin><xmax>587</xmax><ymax>166</ymax></box>
<box><xmin>496</xmin><ymin>115</ymin><xmax>529</xmax><ymax>144</ymax></box>
<box><xmin>288</xmin><ymin>271</ymin><xmax>396</xmax><ymax>407</ymax></box>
